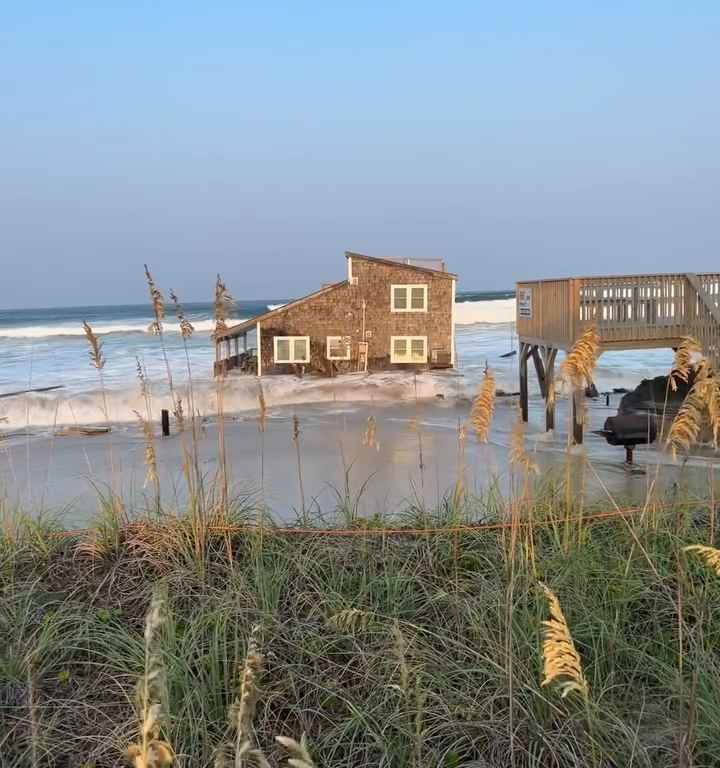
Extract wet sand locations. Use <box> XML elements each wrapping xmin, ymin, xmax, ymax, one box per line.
<box><xmin>2</xmin><ymin>387</ymin><xmax>719</xmax><ymax>528</ymax></box>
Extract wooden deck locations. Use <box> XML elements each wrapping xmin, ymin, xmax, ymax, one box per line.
<box><xmin>515</xmin><ymin>272</ymin><xmax>720</xmax><ymax>442</ymax></box>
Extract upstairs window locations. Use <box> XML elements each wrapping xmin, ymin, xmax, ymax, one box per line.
<box><xmin>391</xmin><ymin>284</ymin><xmax>427</xmax><ymax>312</ymax></box>
<box><xmin>326</xmin><ymin>336</ymin><xmax>351</xmax><ymax>360</ymax></box>
<box><xmin>390</xmin><ymin>336</ymin><xmax>427</xmax><ymax>363</ymax></box>
<box><xmin>274</xmin><ymin>336</ymin><xmax>310</xmax><ymax>364</ymax></box>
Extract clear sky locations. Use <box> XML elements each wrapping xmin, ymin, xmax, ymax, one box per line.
<box><xmin>1</xmin><ymin>2</ymin><xmax>718</xmax><ymax>308</ymax></box>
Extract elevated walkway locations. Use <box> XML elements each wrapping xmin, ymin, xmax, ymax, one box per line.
<box><xmin>516</xmin><ymin>272</ymin><xmax>720</xmax><ymax>442</ymax></box>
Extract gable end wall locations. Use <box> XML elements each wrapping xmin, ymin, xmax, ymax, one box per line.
<box><xmin>259</xmin><ymin>259</ymin><xmax>453</xmax><ymax>374</ymax></box>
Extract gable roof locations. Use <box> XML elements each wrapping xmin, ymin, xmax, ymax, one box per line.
<box><xmin>345</xmin><ymin>251</ymin><xmax>457</xmax><ymax>279</ymax></box>
<box><xmin>216</xmin><ymin>252</ymin><xmax>456</xmax><ymax>339</ymax></box>
<box><xmin>216</xmin><ymin>280</ymin><xmax>347</xmax><ymax>338</ymax></box>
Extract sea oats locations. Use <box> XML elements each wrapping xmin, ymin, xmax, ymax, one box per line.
<box><xmin>685</xmin><ymin>544</ymin><xmax>720</xmax><ymax>576</ymax></box>
<box><xmin>134</xmin><ymin>411</ymin><xmax>158</xmax><ymax>488</ymax></box>
<box><xmin>128</xmin><ymin>583</ymin><xmax>174</xmax><ymax>767</ymax></box>
<box><xmin>275</xmin><ymin>734</ymin><xmax>318</xmax><ymax>768</ymax></box>
<box><xmin>257</xmin><ymin>382</ymin><xmax>267</xmax><ymax>433</ymax></box>
<box><xmin>509</xmin><ymin>417</ymin><xmax>538</xmax><ymax>475</ymax></box>
<box><xmin>669</xmin><ymin>336</ymin><xmax>701</xmax><ymax>392</ymax></box>
<box><xmin>471</xmin><ymin>367</ymin><xmax>496</xmax><ymax>443</ymax></box>
<box><xmin>560</xmin><ymin>325</ymin><xmax>600</xmax><ymax>388</ymax></box>
<box><xmin>328</xmin><ymin>607</ymin><xmax>374</xmax><ymax>632</ymax></box>
<box><xmin>539</xmin><ymin>582</ymin><xmax>588</xmax><ymax>700</ymax></box>
<box><xmin>213</xmin><ymin>274</ymin><xmax>235</xmax><ymax>338</ymax></box>
<box><xmin>136</xmin><ymin>357</ymin><xmax>150</xmax><ymax>400</ymax></box>
<box><xmin>82</xmin><ymin>321</ymin><xmax>105</xmax><ymax>370</ymax></box>
<box><xmin>144</xmin><ymin>264</ymin><xmax>165</xmax><ymax>335</ymax></box>
<box><xmin>169</xmin><ymin>290</ymin><xmax>194</xmax><ymax>339</ymax></box>
<box><xmin>666</xmin><ymin>388</ymin><xmax>705</xmax><ymax>459</ymax></box>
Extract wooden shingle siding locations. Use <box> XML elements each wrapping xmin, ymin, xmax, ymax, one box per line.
<box><xmin>257</xmin><ymin>257</ymin><xmax>454</xmax><ymax>375</ymax></box>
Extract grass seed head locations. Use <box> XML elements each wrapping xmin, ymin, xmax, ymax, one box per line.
<box><xmin>510</xmin><ymin>417</ymin><xmax>538</xmax><ymax>475</ymax></box>
<box><xmin>213</xmin><ymin>274</ymin><xmax>235</xmax><ymax>337</ymax></box>
<box><xmin>539</xmin><ymin>582</ymin><xmax>588</xmax><ymax>700</ymax></box>
<box><xmin>134</xmin><ymin>411</ymin><xmax>158</xmax><ymax>487</ymax></box>
<box><xmin>144</xmin><ymin>265</ymin><xmax>165</xmax><ymax>333</ymax></box>
<box><xmin>129</xmin><ymin>583</ymin><xmax>173</xmax><ymax>766</ymax></box>
<box><xmin>685</xmin><ymin>544</ymin><xmax>720</xmax><ymax>576</ymax></box>
<box><xmin>666</xmin><ymin>388</ymin><xmax>705</xmax><ymax>458</ymax></box>
<box><xmin>230</xmin><ymin>623</ymin><xmax>264</xmax><ymax>747</ymax></box>
<box><xmin>82</xmin><ymin>321</ymin><xmax>105</xmax><ymax>370</ymax></box>
<box><xmin>257</xmin><ymin>382</ymin><xmax>267</xmax><ymax>433</ymax></box>
<box><xmin>471</xmin><ymin>368</ymin><xmax>496</xmax><ymax>443</ymax></box>
<box><xmin>275</xmin><ymin>734</ymin><xmax>317</xmax><ymax>768</ymax></box>
<box><xmin>560</xmin><ymin>325</ymin><xmax>600</xmax><ymax>388</ymax></box>
<box><xmin>670</xmin><ymin>336</ymin><xmax>701</xmax><ymax>392</ymax></box>
<box><xmin>169</xmin><ymin>290</ymin><xmax>194</xmax><ymax>339</ymax></box>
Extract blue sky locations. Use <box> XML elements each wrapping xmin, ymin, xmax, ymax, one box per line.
<box><xmin>1</xmin><ymin>1</ymin><xmax>718</xmax><ymax>307</ymax></box>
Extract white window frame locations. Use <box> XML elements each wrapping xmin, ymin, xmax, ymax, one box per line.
<box><xmin>273</xmin><ymin>336</ymin><xmax>310</xmax><ymax>364</ymax></box>
<box><xmin>391</xmin><ymin>284</ymin><xmax>428</xmax><ymax>313</ymax></box>
<box><xmin>390</xmin><ymin>336</ymin><xmax>428</xmax><ymax>364</ymax></box>
<box><xmin>326</xmin><ymin>335</ymin><xmax>351</xmax><ymax>360</ymax></box>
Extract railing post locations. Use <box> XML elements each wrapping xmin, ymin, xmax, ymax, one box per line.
<box><xmin>568</xmin><ymin>278</ymin><xmax>579</xmax><ymax>345</ymax></box>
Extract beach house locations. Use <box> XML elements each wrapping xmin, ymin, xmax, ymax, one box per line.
<box><xmin>214</xmin><ymin>252</ymin><xmax>457</xmax><ymax>376</ymax></box>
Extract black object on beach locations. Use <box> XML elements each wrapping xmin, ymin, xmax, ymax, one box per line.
<box><xmin>595</xmin><ymin>414</ymin><xmax>657</xmax><ymax>466</ymax></box>
<box><xmin>161</xmin><ymin>409</ymin><xmax>170</xmax><ymax>437</ymax></box>
<box><xmin>500</xmin><ymin>350</ymin><xmax>517</xmax><ymax>358</ymax></box>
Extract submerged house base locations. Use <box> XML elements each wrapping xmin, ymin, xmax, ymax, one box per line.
<box><xmin>215</xmin><ymin>252</ymin><xmax>457</xmax><ymax>377</ymax></box>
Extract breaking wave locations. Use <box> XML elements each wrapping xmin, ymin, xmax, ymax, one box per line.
<box><xmin>0</xmin><ymin>371</ymin><xmax>470</xmax><ymax>429</ymax></box>
<box><xmin>0</xmin><ymin>318</ymin><xmax>247</xmax><ymax>339</ymax></box>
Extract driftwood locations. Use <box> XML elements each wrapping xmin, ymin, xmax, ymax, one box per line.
<box><xmin>55</xmin><ymin>426</ymin><xmax>111</xmax><ymax>437</ymax></box>
<box><xmin>0</xmin><ymin>385</ymin><xmax>65</xmax><ymax>400</ymax></box>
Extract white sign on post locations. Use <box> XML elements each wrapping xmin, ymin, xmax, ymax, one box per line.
<box><xmin>518</xmin><ymin>288</ymin><xmax>533</xmax><ymax>319</ymax></box>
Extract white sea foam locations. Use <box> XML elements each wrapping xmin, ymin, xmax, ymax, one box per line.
<box><xmin>0</xmin><ymin>371</ymin><xmax>469</xmax><ymax>429</ymax></box>
<box><xmin>0</xmin><ymin>318</ymin><xmax>247</xmax><ymax>339</ymax></box>
<box><xmin>454</xmin><ymin>298</ymin><xmax>516</xmax><ymax>325</ymax></box>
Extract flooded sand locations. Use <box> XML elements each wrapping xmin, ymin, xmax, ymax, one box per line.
<box><xmin>2</xmin><ymin>390</ymin><xmax>717</xmax><ymax>528</ymax></box>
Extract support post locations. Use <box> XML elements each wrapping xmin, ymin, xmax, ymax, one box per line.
<box><xmin>572</xmin><ymin>388</ymin><xmax>584</xmax><ymax>445</ymax></box>
<box><xmin>519</xmin><ymin>342</ymin><xmax>529</xmax><ymax>422</ymax></box>
<box><xmin>530</xmin><ymin>345</ymin><xmax>546</xmax><ymax>398</ymax></box>
<box><xmin>161</xmin><ymin>409</ymin><xmax>170</xmax><ymax>437</ymax></box>
<box><xmin>243</xmin><ymin>332</ymin><xmax>248</xmax><ymax>352</ymax></box>
<box><xmin>542</xmin><ymin>346</ymin><xmax>557</xmax><ymax>432</ymax></box>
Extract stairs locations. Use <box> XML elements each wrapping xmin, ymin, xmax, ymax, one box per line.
<box><xmin>685</xmin><ymin>273</ymin><xmax>720</xmax><ymax>370</ymax></box>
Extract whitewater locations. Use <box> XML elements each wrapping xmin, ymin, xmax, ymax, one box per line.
<box><xmin>0</xmin><ymin>293</ymin><xmax>672</xmax><ymax>430</ymax></box>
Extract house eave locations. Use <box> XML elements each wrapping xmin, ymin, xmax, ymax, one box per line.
<box><xmin>344</xmin><ymin>251</ymin><xmax>457</xmax><ymax>279</ymax></box>
<box><xmin>216</xmin><ymin>280</ymin><xmax>348</xmax><ymax>339</ymax></box>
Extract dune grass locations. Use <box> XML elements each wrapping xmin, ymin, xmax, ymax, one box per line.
<box><xmin>2</xmin><ymin>484</ymin><xmax>720</xmax><ymax>768</ymax></box>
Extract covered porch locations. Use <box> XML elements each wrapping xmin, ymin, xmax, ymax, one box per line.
<box><xmin>214</xmin><ymin>323</ymin><xmax>258</xmax><ymax>376</ymax></box>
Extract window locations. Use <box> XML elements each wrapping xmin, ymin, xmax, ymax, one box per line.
<box><xmin>326</xmin><ymin>336</ymin><xmax>351</xmax><ymax>360</ymax></box>
<box><xmin>273</xmin><ymin>336</ymin><xmax>310</xmax><ymax>364</ymax></box>
<box><xmin>390</xmin><ymin>336</ymin><xmax>428</xmax><ymax>364</ymax></box>
<box><xmin>391</xmin><ymin>284</ymin><xmax>427</xmax><ymax>312</ymax></box>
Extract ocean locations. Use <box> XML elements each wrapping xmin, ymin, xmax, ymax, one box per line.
<box><xmin>0</xmin><ymin>291</ymin><xmax>673</xmax><ymax>432</ymax></box>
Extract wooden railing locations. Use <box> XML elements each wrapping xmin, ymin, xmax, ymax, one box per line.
<box><xmin>517</xmin><ymin>273</ymin><xmax>720</xmax><ymax>367</ymax></box>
